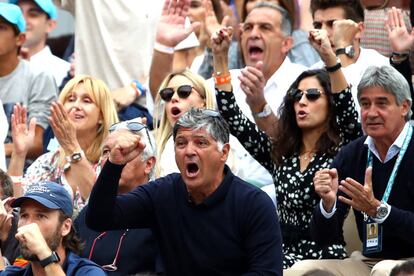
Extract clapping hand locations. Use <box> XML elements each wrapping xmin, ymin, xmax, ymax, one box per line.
<box><xmin>386</xmin><ymin>7</ymin><xmax>414</xmax><ymax>53</ymax></box>
<box><xmin>11</xmin><ymin>103</ymin><xmax>36</xmax><ymax>157</ymax></box>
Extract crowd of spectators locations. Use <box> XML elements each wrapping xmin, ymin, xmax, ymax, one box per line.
<box><xmin>1</xmin><ymin>0</ymin><xmax>414</xmax><ymax>275</ymax></box>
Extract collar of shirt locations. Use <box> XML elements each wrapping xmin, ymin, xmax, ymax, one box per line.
<box><xmin>364</xmin><ymin>122</ymin><xmax>410</xmax><ymax>163</ymax></box>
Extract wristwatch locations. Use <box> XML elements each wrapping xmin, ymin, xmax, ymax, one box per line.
<box><xmin>63</xmin><ymin>150</ymin><xmax>85</xmax><ymax>171</ymax></box>
<box><xmin>335</xmin><ymin>45</ymin><xmax>355</xmax><ymax>58</ymax></box>
<box><xmin>253</xmin><ymin>104</ymin><xmax>272</xmax><ymax>119</ymax></box>
<box><xmin>374</xmin><ymin>202</ymin><xmax>389</xmax><ymax>220</ymax></box>
<box><xmin>325</xmin><ymin>57</ymin><xmax>342</xmax><ymax>73</ymax></box>
<box><xmin>39</xmin><ymin>251</ymin><xmax>60</xmax><ymax>268</ymax></box>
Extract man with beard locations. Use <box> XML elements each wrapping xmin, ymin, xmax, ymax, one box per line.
<box><xmin>1</xmin><ymin>181</ymin><xmax>105</xmax><ymax>275</ymax></box>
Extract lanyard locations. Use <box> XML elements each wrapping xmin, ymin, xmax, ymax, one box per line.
<box><xmin>366</xmin><ymin>125</ymin><xmax>413</xmax><ymax>203</ymax></box>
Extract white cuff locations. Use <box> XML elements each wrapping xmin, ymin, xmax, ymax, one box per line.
<box><xmin>320</xmin><ymin>199</ymin><xmax>337</xmax><ymax>219</ymax></box>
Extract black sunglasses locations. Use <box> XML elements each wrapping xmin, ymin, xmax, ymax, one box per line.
<box><xmin>109</xmin><ymin>121</ymin><xmax>154</xmax><ymax>150</ymax></box>
<box><xmin>289</xmin><ymin>88</ymin><xmax>324</xmax><ymax>102</ymax></box>
<box><xmin>159</xmin><ymin>85</ymin><xmax>194</xmax><ymax>102</ymax></box>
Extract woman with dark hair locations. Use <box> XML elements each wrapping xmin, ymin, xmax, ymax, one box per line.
<box><xmin>211</xmin><ymin>26</ymin><xmax>362</xmax><ymax>267</ymax></box>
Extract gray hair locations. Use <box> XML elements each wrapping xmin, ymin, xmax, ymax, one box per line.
<box><xmin>172</xmin><ymin>108</ymin><xmax>230</xmax><ymax>150</ymax></box>
<box><xmin>357</xmin><ymin>65</ymin><xmax>412</xmax><ymax>121</ymax></box>
<box><xmin>137</xmin><ymin>127</ymin><xmax>157</xmax><ymax>180</ymax></box>
<box><xmin>0</xmin><ymin>169</ymin><xmax>13</xmax><ymax>199</ymax></box>
<box><xmin>251</xmin><ymin>2</ymin><xmax>292</xmax><ymax>36</ymax></box>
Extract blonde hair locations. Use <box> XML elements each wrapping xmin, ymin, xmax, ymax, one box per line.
<box><xmin>58</xmin><ymin>75</ymin><xmax>119</xmax><ymax>165</ymax></box>
<box><xmin>153</xmin><ymin>69</ymin><xmax>216</xmax><ymax>177</ymax></box>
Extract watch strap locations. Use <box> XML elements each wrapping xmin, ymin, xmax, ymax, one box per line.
<box><xmin>325</xmin><ymin>60</ymin><xmax>342</xmax><ymax>73</ymax></box>
<box><xmin>253</xmin><ymin>104</ymin><xmax>272</xmax><ymax>119</ymax></box>
<box><xmin>39</xmin><ymin>251</ymin><xmax>60</xmax><ymax>268</ymax></box>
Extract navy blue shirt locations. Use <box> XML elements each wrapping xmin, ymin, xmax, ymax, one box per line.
<box><xmin>311</xmin><ymin>135</ymin><xmax>414</xmax><ymax>259</ymax></box>
<box><xmin>0</xmin><ymin>251</ymin><xmax>105</xmax><ymax>275</ymax></box>
<box><xmin>87</xmin><ymin>163</ymin><xmax>283</xmax><ymax>275</ymax></box>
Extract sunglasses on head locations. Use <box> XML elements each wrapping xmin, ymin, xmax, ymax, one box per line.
<box><xmin>159</xmin><ymin>85</ymin><xmax>194</xmax><ymax>102</ymax></box>
<box><xmin>289</xmin><ymin>88</ymin><xmax>324</xmax><ymax>102</ymax></box>
<box><xmin>109</xmin><ymin>121</ymin><xmax>154</xmax><ymax>150</ymax></box>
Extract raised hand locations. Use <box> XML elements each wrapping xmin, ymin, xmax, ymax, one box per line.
<box><xmin>49</xmin><ymin>102</ymin><xmax>79</xmax><ymax>155</ymax></box>
<box><xmin>313</xmin><ymin>168</ymin><xmax>339</xmax><ymax>212</ymax></box>
<box><xmin>11</xmin><ymin>103</ymin><xmax>36</xmax><ymax>157</ymax></box>
<box><xmin>105</xmin><ymin>129</ymin><xmax>146</xmax><ymax>165</ymax></box>
<box><xmin>386</xmin><ymin>7</ymin><xmax>414</xmax><ymax>53</ymax></box>
<box><xmin>309</xmin><ymin>29</ymin><xmax>336</xmax><ymax>64</ymax></box>
<box><xmin>338</xmin><ymin>167</ymin><xmax>381</xmax><ymax>216</ymax></box>
<box><xmin>332</xmin><ymin>19</ymin><xmax>360</xmax><ymax>49</ymax></box>
<box><xmin>156</xmin><ymin>0</ymin><xmax>201</xmax><ymax>47</ymax></box>
<box><xmin>238</xmin><ymin>62</ymin><xmax>267</xmax><ymax>113</ymax></box>
<box><xmin>204</xmin><ymin>0</ymin><xmax>231</xmax><ymax>45</ymax></box>
<box><xmin>211</xmin><ymin>26</ymin><xmax>233</xmax><ymax>56</ymax></box>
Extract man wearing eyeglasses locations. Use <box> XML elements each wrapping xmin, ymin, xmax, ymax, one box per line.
<box><xmin>86</xmin><ymin>108</ymin><xmax>283</xmax><ymax>275</ymax></box>
<box><xmin>309</xmin><ymin>0</ymin><xmax>389</xmax><ymax>113</ymax></box>
<box><xmin>74</xmin><ymin>119</ymin><xmax>160</xmax><ymax>274</ymax></box>
<box><xmin>1</xmin><ymin>181</ymin><xmax>105</xmax><ymax>275</ymax></box>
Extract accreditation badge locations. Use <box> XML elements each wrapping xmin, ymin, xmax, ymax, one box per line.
<box><xmin>362</xmin><ymin>219</ymin><xmax>383</xmax><ymax>254</ymax></box>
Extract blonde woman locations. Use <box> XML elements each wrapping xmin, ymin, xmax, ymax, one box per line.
<box><xmin>8</xmin><ymin>75</ymin><xmax>118</xmax><ymax>213</ymax></box>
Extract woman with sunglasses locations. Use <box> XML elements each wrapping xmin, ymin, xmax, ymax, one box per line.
<box><xmin>211</xmin><ymin>27</ymin><xmax>362</xmax><ymax>267</ymax></box>
<box><xmin>8</xmin><ymin>76</ymin><xmax>118</xmax><ymax>214</ymax></box>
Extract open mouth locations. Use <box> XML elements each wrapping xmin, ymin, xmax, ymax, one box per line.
<box><xmin>248</xmin><ymin>46</ymin><xmax>263</xmax><ymax>60</ymax></box>
<box><xmin>297</xmin><ymin>110</ymin><xmax>307</xmax><ymax>118</ymax></box>
<box><xmin>171</xmin><ymin>107</ymin><xmax>181</xmax><ymax>116</ymax></box>
<box><xmin>186</xmin><ymin>162</ymin><xmax>200</xmax><ymax>177</ymax></box>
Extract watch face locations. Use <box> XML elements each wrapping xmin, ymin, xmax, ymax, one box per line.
<box><xmin>377</xmin><ymin>205</ymin><xmax>388</xmax><ymax>219</ymax></box>
<box><xmin>71</xmin><ymin>152</ymin><xmax>82</xmax><ymax>162</ymax></box>
<box><xmin>345</xmin><ymin>46</ymin><xmax>355</xmax><ymax>58</ymax></box>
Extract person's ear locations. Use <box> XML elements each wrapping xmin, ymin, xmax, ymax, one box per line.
<box><xmin>46</xmin><ymin>19</ymin><xmax>57</xmax><ymax>34</ymax></box>
<box><xmin>16</xmin><ymin>33</ymin><xmax>26</xmax><ymax>47</ymax></box>
<box><xmin>400</xmin><ymin>99</ymin><xmax>410</xmax><ymax>119</ymax></box>
<box><xmin>220</xmin><ymin>143</ymin><xmax>230</xmax><ymax>162</ymax></box>
<box><xmin>144</xmin><ymin>156</ymin><xmax>156</xmax><ymax>176</ymax></box>
<box><xmin>354</xmin><ymin>21</ymin><xmax>364</xmax><ymax>40</ymax></box>
<box><xmin>60</xmin><ymin>218</ymin><xmax>72</xmax><ymax>237</ymax></box>
<box><xmin>281</xmin><ymin>36</ymin><xmax>294</xmax><ymax>55</ymax></box>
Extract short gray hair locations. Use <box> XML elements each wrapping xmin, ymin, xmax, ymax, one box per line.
<box><xmin>357</xmin><ymin>65</ymin><xmax>412</xmax><ymax>121</ymax></box>
<box><xmin>250</xmin><ymin>2</ymin><xmax>292</xmax><ymax>35</ymax></box>
<box><xmin>172</xmin><ymin>108</ymin><xmax>230</xmax><ymax>150</ymax></box>
<box><xmin>138</xmin><ymin>127</ymin><xmax>156</xmax><ymax>180</ymax></box>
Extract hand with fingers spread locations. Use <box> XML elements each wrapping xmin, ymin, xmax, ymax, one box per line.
<box><xmin>156</xmin><ymin>0</ymin><xmax>201</xmax><ymax>48</ymax></box>
<box><xmin>106</xmin><ymin>129</ymin><xmax>146</xmax><ymax>165</ymax></box>
<box><xmin>238</xmin><ymin>62</ymin><xmax>267</xmax><ymax>113</ymax></box>
<box><xmin>11</xmin><ymin>103</ymin><xmax>37</xmax><ymax>157</ymax></box>
<box><xmin>49</xmin><ymin>102</ymin><xmax>80</xmax><ymax>155</ymax></box>
<box><xmin>338</xmin><ymin>167</ymin><xmax>381</xmax><ymax>216</ymax></box>
<box><xmin>386</xmin><ymin>7</ymin><xmax>414</xmax><ymax>53</ymax></box>
<box><xmin>313</xmin><ymin>168</ymin><xmax>339</xmax><ymax>212</ymax></box>
<box><xmin>332</xmin><ymin>19</ymin><xmax>360</xmax><ymax>49</ymax></box>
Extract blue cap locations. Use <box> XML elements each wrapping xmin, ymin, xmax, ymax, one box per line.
<box><xmin>9</xmin><ymin>0</ymin><xmax>57</xmax><ymax>20</ymax></box>
<box><xmin>0</xmin><ymin>3</ymin><xmax>25</xmax><ymax>33</ymax></box>
<box><xmin>12</xmin><ymin>181</ymin><xmax>73</xmax><ymax>217</ymax></box>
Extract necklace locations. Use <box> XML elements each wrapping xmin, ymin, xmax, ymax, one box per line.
<box><xmin>299</xmin><ymin>150</ymin><xmax>315</xmax><ymax>160</ymax></box>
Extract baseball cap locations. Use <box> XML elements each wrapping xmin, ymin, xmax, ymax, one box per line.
<box><xmin>0</xmin><ymin>3</ymin><xmax>25</xmax><ymax>33</ymax></box>
<box><xmin>12</xmin><ymin>181</ymin><xmax>73</xmax><ymax>217</ymax></box>
<box><xmin>9</xmin><ymin>0</ymin><xmax>57</xmax><ymax>20</ymax></box>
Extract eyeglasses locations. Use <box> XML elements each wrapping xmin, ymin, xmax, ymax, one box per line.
<box><xmin>109</xmin><ymin>121</ymin><xmax>154</xmax><ymax>150</ymax></box>
<box><xmin>88</xmin><ymin>230</ymin><xmax>129</xmax><ymax>272</ymax></box>
<box><xmin>288</xmin><ymin>88</ymin><xmax>324</xmax><ymax>102</ymax></box>
<box><xmin>159</xmin><ymin>85</ymin><xmax>194</xmax><ymax>102</ymax></box>
<box><xmin>313</xmin><ymin>19</ymin><xmax>336</xmax><ymax>29</ymax></box>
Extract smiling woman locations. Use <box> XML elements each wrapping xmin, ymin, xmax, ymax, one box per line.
<box><xmin>7</xmin><ymin>75</ymin><xmax>119</xmax><ymax>215</ymax></box>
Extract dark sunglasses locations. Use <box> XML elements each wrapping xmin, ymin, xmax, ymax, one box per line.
<box><xmin>109</xmin><ymin>121</ymin><xmax>154</xmax><ymax>150</ymax></box>
<box><xmin>159</xmin><ymin>85</ymin><xmax>194</xmax><ymax>102</ymax></box>
<box><xmin>289</xmin><ymin>88</ymin><xmax>324</xmax><ymax>102</ymax></box>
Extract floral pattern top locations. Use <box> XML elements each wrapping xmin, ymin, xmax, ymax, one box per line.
<box><xmin>216</xmin><ymin>87</ymin><xmax>361</xmax><ymax>268</ymax></box>
<box><xmin>22</xmin><ymin>149</ymin><xmax>102</xmax><ymax>216</ymax></box>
